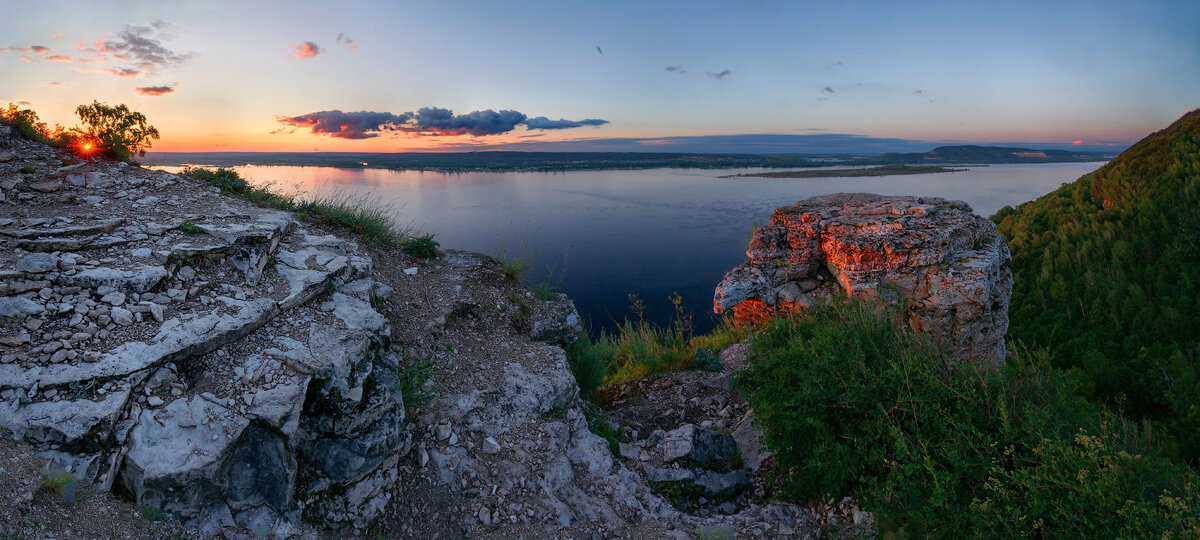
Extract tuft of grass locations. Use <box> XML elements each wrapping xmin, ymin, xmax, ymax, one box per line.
<box><xmin>394</xmin><ymin>348</ymin><xmax>436</xmax><ymax>416</ymax></box>
<box><xmin>139</xmin><ymin>505</ymin><xmax>165</xmax><ymax>522</ymax></box>
<box><xmin>533</xmin><ymin>282</ymin><xmax>558</xmax><ymax>301</ymax></box>
<box><xmin>402</xmin><ymin>233</ymin><xmax>439</xmax><ymax>259</ymax></box>
<box><xmin>18</xmin><ymin>166</ymin><xmax>35</xmax><ymax>174</ymax></box>
<box><xmin>293</xmin><ymin>192</ymin><xmax>409</xmax><ymax>248</ymax></box>
<box><xmin>42</xmin><ymin>469</ymin><xmax>73</xmax><ymax>495</ymax></box>
<box><xmin>583</xmin><ymin>406</ymin><xmax>623</xmax><ymax>455</ymax></box>
<box><xmin>177</xmin><ymin>221</ymin><xmax>202</xmax><ymax>235</ymax></box>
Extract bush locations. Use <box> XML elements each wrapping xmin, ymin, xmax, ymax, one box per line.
<box><xmin>692</xmin><ymin>348</ymin><xmax>723</xmax><ymax>372</ymax></box>
<box><xmin>293</xmin><ymin>192</ymin><xmax>408</xmax><ymax>248</ymax></box>
<box><xmin>736</xmin><ymin>298</ymin><xmax>1200</xmax><ymax>537</ymax></box>
<box><xmin>73</xmin><ymin>101</ymin><xmax>160</xmax><ymax>161</ymax></box>
<box><xmin>0</xmin><ymin>102</ymin><xmax>71</xmax><ymax>146</ymax></box>
<box><xmin>402</xmin><ymin>234</ymin><xmax>439</xmax><ymax>259</ymax></box>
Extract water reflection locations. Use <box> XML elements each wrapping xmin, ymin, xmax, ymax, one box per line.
<box><xmin>158</xmin><ymin>163</ymin><xmax>1103</xmax><ymax>333</ymax></box>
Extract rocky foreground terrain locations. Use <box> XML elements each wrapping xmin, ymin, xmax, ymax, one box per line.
<box><xmin>714</xmin><ymin>193</ymin><xmax>1012</xmax><ymax>366</ymax></box>
<box><xmin>0</xmin><ymin>126</ymin><xmax>857</xmax><ymax>538</ymax></box>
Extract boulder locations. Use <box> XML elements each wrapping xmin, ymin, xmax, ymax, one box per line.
<box><xmin>714</xmin><ymin>193</ymin><xmax>1012</xmax><ymax>365</ymax></box>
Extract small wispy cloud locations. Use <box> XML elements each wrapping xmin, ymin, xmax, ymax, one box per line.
<box><xmin>335</xmin><ymin>33</ymin><xmax>357</xmax><ymax>51</ymax></box>
<box><xmin>73</xmin><ymin>66</ymin><xmax>142</xmax><ymax>78</ymax></box>
<box><xmin>135</xmin><ymin>82</ymin><xmax>178</xmax><ymax>96</ymax></box>
<box><xmin>822</xmin><ymin>86</ymin><xmax>835</xmax><ymax>93</ymax></box>
<box><xmin>707</xmin><ymin>69</ymin><xmax>731</xmax><ymax>79</ymax></box>
<box><xmin>665</xmin><ymin>65</ymin><xmax>685</xmax><ymax>74</ymax></box>
<box><xmin>523</xmin><ymin>117</ymin><xmax>609</xmax><ymax>130</ymax></box>
<box><xmin>46</xmin><ymin>81</ymin><xmax>63</xmax><ymax>87</ymax></box>
<box><xmin>44</xmin><ymin>55</ymin><xmax>72</xmax><ymax>62</ymax></box>
<box><xmin>288</xmin><ymin>41</ymin><xmax>322</xmax><ymax>59</ymax></box>
<box><xmin>16</xmin><ymin>101</ymin><xmax>31</xmax><ymax>105</ymax></box>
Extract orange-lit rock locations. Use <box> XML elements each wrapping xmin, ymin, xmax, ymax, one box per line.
<box><xmin>715</xmin><ymin>193</ymin><xmax>1011</xmax><ymax>366</ymax></box>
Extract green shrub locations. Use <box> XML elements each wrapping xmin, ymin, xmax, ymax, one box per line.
<box><xmin>402</xmin><ymin>234</ymin><xmax>439</xmax><ymax>259</ymax></box>
<box><xmin>737</xmin><ymin>298</ymin><xmax>1200</xmax><ymax>537</ymax></box>
<box><xmin>18</xmin><ymin>166</ymin><xmax>35</xmax><ymax>174</ymax></box>
<box><xmin>565</xmin><ymin>331</ymin><xmax>610</xmax><ymax>398</ymax></box>
<box><xmin>692</xmin><ymin>348</ymin><xmax>723</xmax><ymax>372</ymax></box>
<box><xmin>178</xmin><ymin>221</ymin><xmax>202</xmax><ymax>235</ymax></box>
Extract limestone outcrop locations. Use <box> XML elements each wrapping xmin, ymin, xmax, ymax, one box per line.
<box><xmin>0</xmin><ymin>135</ymin><xmax>408</xmax><ymax>535</ymax></box>
<box><xmin>714</xmin><ymin>193</ymin><xmax>1012</xmax><ymax>365</ymax></box>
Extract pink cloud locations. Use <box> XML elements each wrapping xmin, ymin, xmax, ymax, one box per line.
<box><xmin>44</xmin><ymin>55</ymin><xmax>72</xmax><ymax>62</ymax></box>
<box><xmin>287</xmin><ymin>41</ymin><xmax>322</xmax><ymax>59</ymax></box>
<box><xmin>134</xmin><ymin>83</ymin><xmax>178</xmax><ymax>96</ymax></box>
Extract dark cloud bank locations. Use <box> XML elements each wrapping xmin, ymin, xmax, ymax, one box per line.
<box><xmin>277</xmin><ymin>108</ymin><xmax>609</xmax><ymax>139</ymax></box>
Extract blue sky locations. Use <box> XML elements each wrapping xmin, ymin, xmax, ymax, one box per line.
<box><xmin>1</xmin><ymin>0</ymin><xmax>1197</xmax><ymax>152</ymax></box>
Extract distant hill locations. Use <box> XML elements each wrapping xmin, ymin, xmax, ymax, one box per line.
<box><xmin>993</xmin><ymin>109</ymin><xmax>1200</xmax><ymax>462</ymax></box>
<box><xmin>142</xmin><ymin>145</ymin><xmax>1114</xmax><ymax>173</ymax></box>
<box><xmin>873</xmin><ymin>145</ymin><xmax>1116</xmax><ymax>164</ymax></box>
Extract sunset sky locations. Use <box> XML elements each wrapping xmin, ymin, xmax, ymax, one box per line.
<box><xmin>2</xmin><ymin>1</ymin><xmax>1198</xmax><ymax>153</ymax></box>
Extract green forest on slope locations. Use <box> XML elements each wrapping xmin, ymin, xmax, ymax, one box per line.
<box><xmin>993</xmin><ymin>109</ymin><xmax>1200</xmax><ymax>463</ymax></box>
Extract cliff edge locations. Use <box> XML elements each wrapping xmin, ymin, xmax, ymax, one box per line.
<box><xmin>715</xmin><ymin>193</ymin><xmax>1012</xmax><ymax>365</ymax></box>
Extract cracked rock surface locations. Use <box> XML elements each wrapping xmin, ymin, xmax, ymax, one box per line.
<box><xmin>714</xmin><ymin>193</ymin><xmax>1012</xmax><ymax>366</ymax></box>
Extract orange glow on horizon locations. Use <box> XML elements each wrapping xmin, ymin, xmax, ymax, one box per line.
<box><xmin>1072</xmin><ymin>139</ymin><xmax>1083</xmax><ymax>145</ymax></box>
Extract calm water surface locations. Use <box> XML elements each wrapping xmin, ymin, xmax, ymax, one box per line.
<box><xmin>160</xmin><ymin>163</ymin><xmax>1104</xmax><ymax>333</ymax></box>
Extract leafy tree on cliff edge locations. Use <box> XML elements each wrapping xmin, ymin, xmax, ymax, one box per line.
<box><xmin>73</xmin><ymin>101</ymin><xmax>160</xmax><ymax>161</ymax></box>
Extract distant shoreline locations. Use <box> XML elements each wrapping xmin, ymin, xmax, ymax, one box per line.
<box><xmin>721</xmin><ymin>164</ymin><xmax>968</xmax><ymax>179</ymax></box>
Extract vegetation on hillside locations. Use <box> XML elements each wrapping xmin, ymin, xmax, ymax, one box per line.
<box><xmin>565</xmin><ymin>294</ymin><xmax>747</xmax><ymax>398</ymax></box>
<box><xmin>722</xmin><ymin>163</ymin><xmax>965</xmax><ymax>179</ymax></box>
<box><xmin>993</xmin><ymin>109</ymin><xmax>1200</xmax><ymax>463</ymax></box>
<box><xmin>2</xmin><ymin>101</ymin><xmax>159</xmax><ymax>161</ymax></box>
<box><xmin>735</xmin><ymin>298</ymin><xmax>1199</xmax><ymax>538</ymax></box>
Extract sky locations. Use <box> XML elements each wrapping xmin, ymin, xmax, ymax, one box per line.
<box><xmin>2</xmin><ymin>1</ymin><xmax>1198</xmax><ymax>154</ymax></box>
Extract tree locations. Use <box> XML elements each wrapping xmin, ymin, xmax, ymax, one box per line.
<box><xmin>73</xmin><ymin>101</ymin><xmax>160</xmax><ymax>161</ymax></box>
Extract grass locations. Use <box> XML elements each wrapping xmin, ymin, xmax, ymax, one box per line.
<box><xmin>293</xmin><ymin>192</ymin><xmax>409</xmax><ymax>247</ymax></box>
<box><xmin>177</xmin><ymin>221</ymin><xmax>202</xmax><ymax>235</ymax></box>
<box><xmin>583</xmin><ymin>406</ymin><xmax>624</xmax><ymax>455</ymax></box>
<box><xmin>394</xmin><ymin>347</ymin><xmax>437</xmax><ymax>416</ymax></box>
<box><xmin>18</xmin><ymin>166</ymin><xmax>35</xmax><ymax>174</ymax></box>
<box><xmin>181</xmin><ymin>167</ymin><xmax>425</xmax><ymax>250</ymax></box>
<box><xmin>42</xmin><ymin>469</ymin><xmax>73</xmax><ymax>495</ymax></box>
<box><xmin>565</xmin><ymin>294</ymin><xmax>750</xmax><ymax>399</ymax></box>
<box><xmin>139</xmin><ymin>505</ymin><xmax>165</xmax><ymax>522</ymax></box>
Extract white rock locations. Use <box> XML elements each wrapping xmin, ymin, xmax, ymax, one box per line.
<box><xmin>110</xmin><ymin>307</ymin><xmax>134</xmax><ymax>326</ymax></box>
<box><xmin>403</xmin><ymin>267</ymin><xmax>418</xmax><ymax>275</ymax></box>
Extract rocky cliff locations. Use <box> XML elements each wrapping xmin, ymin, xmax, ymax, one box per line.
<box><xmin>714</xmin><ymin>193</ymin><xmax>1012</xmax><ymax>365</ymax></box>
<box><xmin>0</xmin><ymin>127</ymin><xmax>847</xmax><ymax>538</ymax></box>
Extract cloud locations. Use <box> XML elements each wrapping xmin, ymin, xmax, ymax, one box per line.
<box><xmin>46</xmin><ymin>81</ymin><xmax>63</xmax><ymax>87</ymax></box>
<box><xmin>99</xmin><ymin>22</ymin><xmax>192</xmax><ymax>74</ymax></box>
<box><xmin>277</xmin><ymin>107</ymin><xmax>610</xmax><ymax>139</ymax></box>
<box><xmin>73</xmin><ymin>67</ymin><xmax>142</xmax><ymax>78</ymax></box>
<box><xmin>16</xmin><ymin>101</ymin><xmax>31</xmax><ymax>105</ymax></box>
<box><xmin>523</xmin><ymin>117</ymin><xmax>609</xmax><ymax>130</ymax></box>
<box><xmin>277</xmin><ymin>110</ymin><xmax>402</xmax><ymax>139</ymax></box>
<box><xmin>7</xmin><ymin>22</ymin><xmax>192</xmax><ymax>78</ymax></box>
<box><xmin>288</xmin><ymin>41</ymin><xmax>322</xmax><ymax>59</ymax></box>
<box><xmin>665</xmin><ymin>65</ymin><xmax>685</xmax><ymax>74</ymax></box>
<box><xmin>335</xmin><ymin>33</ymin><xmax>357</xmax><ymax>51</ymax></box>
<box><xmin>822</xmin><ymin>86</ymin><xmax>835</xmax><ymax>93</ymax></box>
<box><xmin>707</xmin><ymin>69</ymin><xmax>731</xmax><ymax>79</ymax></box>
<box><xmin>135</xmin><ymin>83</ymin><xmax>178</xmax><ymax>96</ymax></box>
<box><xmin>1</xmin><ymin>45</ymin><xmax>51</xmax><ymax>54</ymax></box>
<box><xmin>596</xmin><ymin>45</ymin><xmax>603</xmax><ymax>55</ymax></box>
